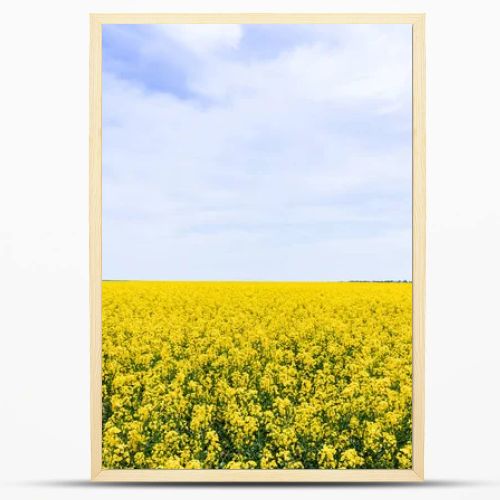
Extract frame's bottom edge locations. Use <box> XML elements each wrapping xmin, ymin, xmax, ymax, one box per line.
<box><xmin>91</xmin><ymin>468</ymin><xmax>423</xmax><ymax>483</ymax></box>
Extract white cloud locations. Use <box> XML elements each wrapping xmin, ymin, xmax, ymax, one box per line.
<box><xmin>156</xmin><ymin>24</ymin><xmax>242</xmax><ymax>55</ymax></box>
<box><xmin>103</xmin><ymin>24</ymin><xmax>412</xmax><ymax>280</ymax></box>
<box><xmin>187</xmin><ymin>24</ymin><xmax>411</xmax><ymax>107</ymax></box>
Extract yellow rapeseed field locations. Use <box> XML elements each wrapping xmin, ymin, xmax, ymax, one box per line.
<box><xmin>102</xmin><ymin>281</ymin><xmax>412</xmax><ymax>470</ymax></box>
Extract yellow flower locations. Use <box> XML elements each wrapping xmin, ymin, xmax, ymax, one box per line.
<box><xmin>102</xmin><ymin>281</ymin><xmax>412</xmax><ymax>469</ymax></box>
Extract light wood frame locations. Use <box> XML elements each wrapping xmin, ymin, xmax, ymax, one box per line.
<box><xmin>90</xmin><ymin>13</ymin><xmax>425</xmax><ymax>482</ymax></box>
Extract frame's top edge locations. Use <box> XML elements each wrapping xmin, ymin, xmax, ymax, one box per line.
<box><xmin>89</xmin><ymin>12</ymin><xmax>425</xmax><ymax>24</ymax></box>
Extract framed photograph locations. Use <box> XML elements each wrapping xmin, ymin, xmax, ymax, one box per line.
<box><xmin>90</xmin><ymin>13</ymin><xmax>425</xmax><ymax>482</ymax></box>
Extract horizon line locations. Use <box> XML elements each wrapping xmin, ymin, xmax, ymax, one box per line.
<box><xmin>102</xmin><ymin>279</ymin><xmax>413</xmax><ymax>283</ymax></box>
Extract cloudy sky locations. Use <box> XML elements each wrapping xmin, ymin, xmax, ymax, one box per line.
<box><xmin>102</xmin><ymin>24</ymin><xmax>412</xmax><ymax>281</ymax></box>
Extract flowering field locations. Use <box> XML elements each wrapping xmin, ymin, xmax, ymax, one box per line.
<box><xmin>102</xmin><ymin>281</ymin><xmax>412</xmax><ymax>470</ymax></box>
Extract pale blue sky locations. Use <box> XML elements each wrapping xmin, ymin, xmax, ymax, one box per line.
<box><xmin>102</xmin><ymin>24</ymin><xmax>412</xmax><ymax>281</ymax></box>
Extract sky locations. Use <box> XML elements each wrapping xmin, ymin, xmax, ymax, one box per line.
<box><xmin>102</xmin><ymin>24</ymin><xmax>412</xmax><ymax>281</ymax></box>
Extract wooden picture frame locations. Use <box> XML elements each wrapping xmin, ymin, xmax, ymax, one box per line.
<box><xmin>90</xmin><ymin>13</ymin><xmax>425</xmax><ymax>482</ymax></box>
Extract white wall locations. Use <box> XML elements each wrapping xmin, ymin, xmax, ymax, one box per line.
<box><xmin>1</xmin><ymin>1</ymin><xmax>499</xmax><ymax>499</ymax></box>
